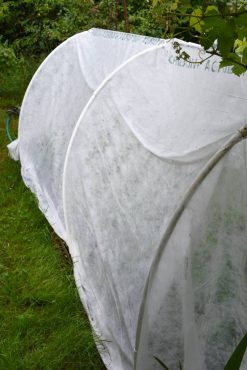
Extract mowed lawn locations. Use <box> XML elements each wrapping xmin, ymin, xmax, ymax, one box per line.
<box><xmin>0</xmin><ymin>94</ymin><xmax>105</xmax><ymax>369</ymax></box>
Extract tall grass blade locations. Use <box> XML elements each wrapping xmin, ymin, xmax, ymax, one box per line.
<box><xmin>224</xmin><ymin>331</ymin><xmax>247</xmax><ymax>370</ymax></box>
<box><xmin>154</xmin><ymin>356</ymin><xmax>171</xmax><ymax>369</ymax></box>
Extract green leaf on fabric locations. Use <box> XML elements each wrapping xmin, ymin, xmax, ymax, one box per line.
<box><xmin>232</xmin><ymin>63</ymin><xmax>247</xmax><ymax>76</ymax></box>
<box><xmin>219</xmin><ymin>60</ymin><xmax>233</xmax><ymax>69</ymax></box>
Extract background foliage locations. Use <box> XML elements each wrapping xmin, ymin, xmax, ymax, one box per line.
<box><xmin>0</xmin><ymin>0</ymin><xmax>246</xmax><ymax>80</ymax></box>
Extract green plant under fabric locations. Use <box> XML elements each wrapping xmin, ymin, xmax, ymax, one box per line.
<box><xmin>154</xmin><ymin>330</ymin><xmax>247</xmax><ymax>369</ymax></box>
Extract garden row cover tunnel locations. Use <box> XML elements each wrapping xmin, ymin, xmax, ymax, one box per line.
<box><xmin>8</xmin><ymin>28</ymin><xmax>247</xmax><ymax>370</ymax></box>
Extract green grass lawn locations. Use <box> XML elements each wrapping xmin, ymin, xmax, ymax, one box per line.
<box><xmin>0</xmin><ymin>89</ymin><xmax>105</xmax><ymax>368</ymax></box>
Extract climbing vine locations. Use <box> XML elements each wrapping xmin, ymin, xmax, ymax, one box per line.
<box><xmin>152</xmin><ymin>0</ymin><xmax>247</xmax><ymax>75</ymax></box>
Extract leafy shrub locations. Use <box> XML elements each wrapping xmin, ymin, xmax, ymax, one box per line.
<box><xmin>0</xmin><ymin>0</ymin><xmax>93</xmax><ymax>56</ymax></box>
<box><xmin>0</xmin><ymin>0</ymin><xmax>163</xmax><ymax>57</ymax></box>
<box><xmin>0</xmin><ymin>41</ymin><xmax>18</xmax><ymax>72</ymax></box>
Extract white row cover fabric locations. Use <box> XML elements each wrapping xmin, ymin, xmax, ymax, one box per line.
<box><xmin>9</xmin><ymin>29</ymin><xmax>165</xmax><ymax>240</ymax></box>
<box><xmin>62</xmin><ymin>42</ymin><xmax>247</xmax><ymax>370</ymax></box>
<box><xmin>134</xmin><ymin>138</ymin><xmax>247</xmax><ymax>370</ymax></box>
<box><xmin>10</xmin><ymin>29</ymin><xmax>247</xmax><ymax>370</ymax></box>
